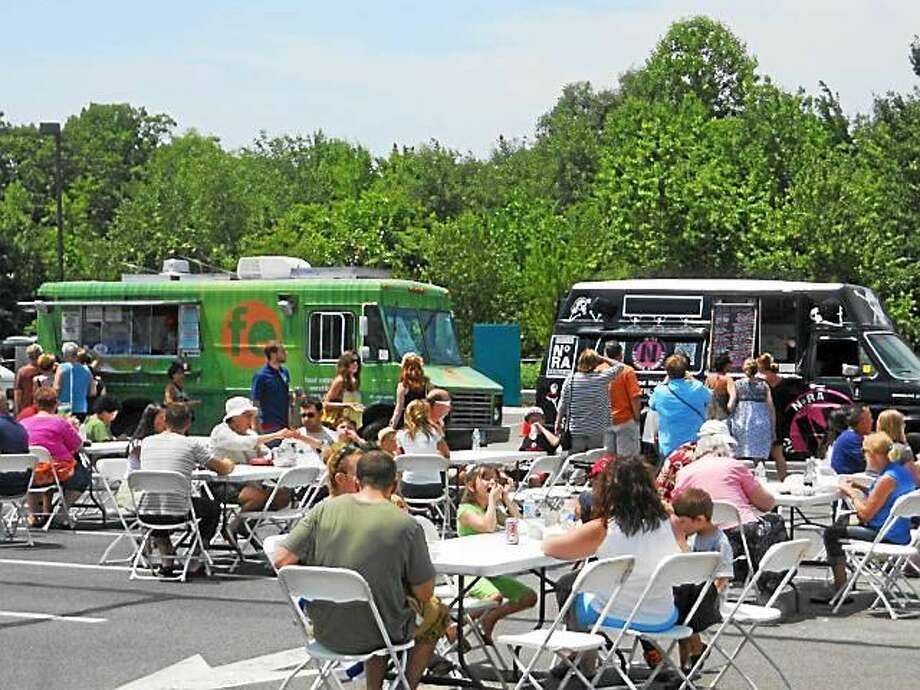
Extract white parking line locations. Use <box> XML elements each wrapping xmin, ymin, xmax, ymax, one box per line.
<box><xmin>0</xmin><ymin>557</ymin><xmax>274</xmax><ymax>580</ymax></box>
<box><xmin>0</xmin><ymin>609</ymin><xmax>107</xmax><ymax>623</ymax></box>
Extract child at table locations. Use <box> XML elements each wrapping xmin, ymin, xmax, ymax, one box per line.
<box><xmin>671</xmin><ymin>488</ymin><xmax>734</xmax><ymax>672</ymax></box>
<box><xmin>457</xmin><ymin>465</ymin><xmax>537</xmax><ymax>643</ymax></box>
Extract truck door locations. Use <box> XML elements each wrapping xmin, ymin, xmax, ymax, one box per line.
<box><xmin>809</xmin><ymin>334</ymin><xmax>886</xmax><ymax>404</ymax></box>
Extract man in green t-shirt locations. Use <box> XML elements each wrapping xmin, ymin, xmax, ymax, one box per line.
<box><xmin>274</xmin><ymin>451</ymin><xmax>436</xmax><ymax>690</ymax></box>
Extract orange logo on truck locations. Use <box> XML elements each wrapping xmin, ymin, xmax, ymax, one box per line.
<box><xmin>222</xmin><ymin>300</ymin><xmax>281</xmax><ymax>368</ymax></box>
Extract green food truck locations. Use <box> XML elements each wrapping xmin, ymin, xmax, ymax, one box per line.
<box><xmin>27</xmin><ymin>256</ymin><xmax>508</xmax><ymax>446</ymax></box>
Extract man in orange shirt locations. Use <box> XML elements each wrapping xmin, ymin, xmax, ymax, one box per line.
<box><xmin>604</xmin><ymin>342</ymin><xmax>642</xmax><ymax>456</ymax></box>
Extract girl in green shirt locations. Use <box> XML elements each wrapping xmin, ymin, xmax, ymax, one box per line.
<box><xmin>457</xmin><ymin>465</ymin><xmax>536</xmax><ymax>643</ymax></box>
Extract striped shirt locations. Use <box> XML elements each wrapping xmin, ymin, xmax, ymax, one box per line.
<box><xmin>137</xmin><ymin>432</ymin><xmax>210</xmax><ymax>516</ymax></box>
<box><xmin>558</xmin><ymin>364</ymin><xmax>622</xmax><ymax>435</ymax></box>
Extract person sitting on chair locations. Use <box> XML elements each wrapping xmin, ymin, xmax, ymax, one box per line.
<box><xmin>274</xmin><ymin>450</ymin><xmax>440</xmax><ymax>690</ymax></box>
<box><xmin>813</xmin><ymin>431</ymin><xmax>918</xmax><ymax>604</ymax></box>
<box><xmin>138</xmin><ymin>403</ymin><xmax>233</xmax><ymax>576</ymax></box>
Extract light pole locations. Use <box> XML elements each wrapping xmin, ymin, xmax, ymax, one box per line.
<box><xmin>39</xmin><ymin>121</ymin><xmax>64</xmax><ymax>281</ymax></box>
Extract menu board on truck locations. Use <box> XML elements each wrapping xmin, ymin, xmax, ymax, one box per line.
<box><xmin>710</xmin><ymin>303</ymin><xmax>757</xmax><ymax>372</ymax></box>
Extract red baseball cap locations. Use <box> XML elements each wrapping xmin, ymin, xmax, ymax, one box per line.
<box><xmin>589</xmin><ymin>453</ymin><xmax>616</xmax><ymax>478</ymax></box>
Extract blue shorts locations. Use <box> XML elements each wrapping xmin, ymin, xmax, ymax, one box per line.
<box><xmin>574</xmin><ymin>593</ymin><xmax>678</xmax><ymax>633</ymax></box>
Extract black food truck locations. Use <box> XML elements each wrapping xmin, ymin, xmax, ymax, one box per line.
<box><xmin>536</xmin><ymin>279</ymin><xmax>920</xmax><ymax>459</ymax></box>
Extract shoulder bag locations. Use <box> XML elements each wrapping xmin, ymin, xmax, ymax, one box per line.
<box><xmin>667</xmin><ymin>382</ymin><xmax>706</xmax><ymax>422</ymax></box>
<box><xmin>559</xmin><ymin>375</ymin><xmax>574</xmax><ymax>451</ymax></box>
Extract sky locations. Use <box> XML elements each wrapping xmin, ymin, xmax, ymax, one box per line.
<box><xmin>3</xmin><ymin>0</ymin><xmax>920</xmax><ymax>156</ymax></box>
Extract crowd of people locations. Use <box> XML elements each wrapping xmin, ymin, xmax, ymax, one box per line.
<box><xmin>3</xmin><ymin>338</ymin><xmax>920</xmax><ymax>689</ymax></box>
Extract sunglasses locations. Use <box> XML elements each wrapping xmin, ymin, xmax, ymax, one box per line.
<box><xmin>301</xmin><ymin>412</ymin><xmax>317</xmax><ymax>419</ymax></box>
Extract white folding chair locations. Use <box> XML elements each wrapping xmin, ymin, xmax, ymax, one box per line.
<box><xmin>127</xmin><ymin>470</ymin><xmax>213</xmax><ymax>582</ymax></box>
<box><xmin>27</xmin><ymin>445</ymin><xmax>74</xmax><ymax>530</ymax></box>
<box><xmin>96</xmin><ymin>458</ymin><xmax>143</xmax><ymax>565</ymax></box>
<box><xmin>0</xmin><ymin>452</ymin><xmax>38</xmax><ymax>546</ymax></box>
<box><xmin>298</xmin><ymin>470</ymin><xmax>328</xmax><ymax>511</ymax></box>
<box><xmin>589</xmin><ymin>552</ymin><xmax>722</xmax><ymax>690</ymax></box>
<box><xmin>513</xmin><ymin>455</ymin><xmax>570</xmax><ymax>507</ymax></box>
<box><xmin>276</xmin><ymin>565</ymin><xmax>414</xmax><ymax>690</ymax></box>
<box><xmin>831</xmin><ymin>489</ymin><xmax>920</xmax><ymax>619</ymax></box>
<box><xmin>711</xmin><ymin>501</ymin><xmax>754</xmax><ymax>587</ymax></box>
<box><xmin>262</xmin><ymin>534</ymin><xmax>287</xmax><ymax>575</ymax></box>
<box><xmin>497</xmin><ymin>556</ymin><xmax>636</xmax><ymax>690</ymax></box>
<box><xmin>695</xmin><ymin>539</ymin><xmax>811</xmax><ymax>690</ymax></box>
<box><xmin>233</xmin><ymin>466</ymin><xmax>323</xmax><ymax>568</ymax></box>
<box><xmin>396</xmin><ymin>454</ymin><xmax>451</xmax><ymax>535</ymax></box>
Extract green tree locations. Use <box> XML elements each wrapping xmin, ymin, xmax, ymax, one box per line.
<box><xmin>624</xmin><ymin>16</ymin><xmax>757</xmax><ymax>118</ymax></box>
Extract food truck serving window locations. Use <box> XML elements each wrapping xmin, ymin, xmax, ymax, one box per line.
<box><xmin>622</xmin><ymin>295</ymin><xmax>703</xmax><ymax>319</ymax></box>
<box><xmin>59</xmin><ymin>303</ymin><xmax>191</xmax><ymax>356</ymax></box>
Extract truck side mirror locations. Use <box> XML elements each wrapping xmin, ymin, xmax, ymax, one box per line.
<box><xmin>359</xmin><ymin>315</ymin><xmax>368</xmax><ymax>338</ymax></box>
<box><xmin>841</xmin><ymin>364</ymin><xmax>860</xmax><ymax>378</ymax></box>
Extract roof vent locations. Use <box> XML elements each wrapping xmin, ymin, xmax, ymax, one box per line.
<box><xmin>236</xmin><ymin>256</ymin><xmax>311</xmax><ymax>280</ymax></box>
<box><xmin>161</xmin><ymin>258</ymin><xmax>190</xmax><ymax>274</ymax></box>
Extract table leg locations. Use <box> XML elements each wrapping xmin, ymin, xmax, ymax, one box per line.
<box><xmin>452</xmin><ymin>575</ymin><xmax>486</xmax><ymax>689</ymax></box>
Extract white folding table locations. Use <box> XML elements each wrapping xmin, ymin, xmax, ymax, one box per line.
<box><xmin>193</xmin><ymin>464</ymin><xmax>288</xmax><ymax>565</ymax></box>
<box><xmin>764</xmin><ymin>482</ymin><xmax>842</xmax><ymax>538</ymax></box>
<box><xmin>449</xmin><ymin>449</ymin><xmax>543</xmax><ymax>468</ymax></box>
<box><xmin>81</xmin><ymin>440</ymin><xmax>130</xmax><ymax>460</ymax></box>
<box><xmin>430</xmin><ymin>530</ymin><xmax>569</xmax><ymax>686</ymax></box>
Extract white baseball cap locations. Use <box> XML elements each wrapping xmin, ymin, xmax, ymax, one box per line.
<box><xmin>224</xmin><ymin>396</ymin><xmax>258</xmax><ymax>422</ymax></box>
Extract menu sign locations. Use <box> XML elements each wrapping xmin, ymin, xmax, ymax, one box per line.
<box><xmin>710</xmin><ymin>303</ymin><xmax>757</xmax><ymax>372</ymax></box>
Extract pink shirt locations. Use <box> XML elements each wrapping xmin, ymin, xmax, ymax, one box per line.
<box><xmin>20</xmin><ymin>414</ymin><xmax>84</xmax><ymax>461</ymax></box>
<box><xmin>673</xmin><ymin>455</ymin><xmax>761</xmax><ymax>527</ymax></box>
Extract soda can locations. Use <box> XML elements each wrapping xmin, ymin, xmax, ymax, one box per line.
<box><xmin>505</xmin><ymin>518</ymin><xmax>519</xmax><ymax>545</ymax></box>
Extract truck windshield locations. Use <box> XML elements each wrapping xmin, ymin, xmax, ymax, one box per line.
<box><xmin>383</xmin><ymin>307</ymin><xmax>463</xmax><ymax>365</ymax></box>
<box><xmin>866</xmin><ymin>333</ymin><xmax>920</xmax><ymax>380</ymax></box>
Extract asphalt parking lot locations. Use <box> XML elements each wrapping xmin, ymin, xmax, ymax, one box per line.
<box><xmin>2</xmin><ymin>412</ymin><xmax>919</xmax><ymax>689</ymax></box>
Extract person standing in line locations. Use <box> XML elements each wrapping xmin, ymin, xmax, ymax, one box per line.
<box><xmin>250</xmin><ymin>341</ymin><xmax>292</xmax><ymax>434</ymax></box>
<box><xmin>13</xmin><ymin>343</ymin><xmax>43</xmax><ymax>414</ymax></box>
<box><xmin>33</xmin><ymin>354</ymin><xmax>57</xmax><ymax>391</ymax></box>
<box><xmin>604</xmin><ymin>342</ymin><xmax>642</xmax><ymax>456</ymax></box>
<box><xmin>54</xmin><ymin>341</ymin><xmax>96</xmax><ymax>421</ymax></box>
<box><xmin>729</xmin><ymin>358</ymin><xmax>775</xmax><ymax>468</ymax></box>
<box><xmin>649</xmin><ymin>355</ymin><xmax>711</xmax><ymax>460</ymax></box>
<box><xmin>555</xmin><ymin>349</ymin><xmax>622</xmax><ymax>453</ymax></box>
<box><xmin>705</xmin><ymin>352</ymin><xmax>736</xmax><ymax>421</ymax></box>
<box><xmin>757</xmin><ymin>353</ymin><xmax>803</xmax><ymax>480</ymax></box>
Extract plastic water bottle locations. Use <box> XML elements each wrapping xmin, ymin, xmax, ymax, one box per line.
<box><xmin>562</xmin><ymin>510</ymin><xmax>578</xmax><ymax>531</ymax></box>
<box><xmin>754</xmin><ymin>462</ymin><xmax>768</xmax><ymax>483</ymax></box>
<box><xmin>471</xmin><ymin>428</ymin><xmax>481</xmax><ymax>450</ymax></box>
<box><xmin>523</xmin><ymin>498</ymin><xmax>538</xmax><ymax>520</ymax></box>
<box><xmin>803</xmin><ymin>458</ymin><xmax>816</xmax><ymax>487</ymax></box>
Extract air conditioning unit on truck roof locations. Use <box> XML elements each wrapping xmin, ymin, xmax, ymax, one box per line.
<box><xmin>236</xmin><ymin>256</ymin><xmax>311</xmax><ymax>280</ymax></box>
